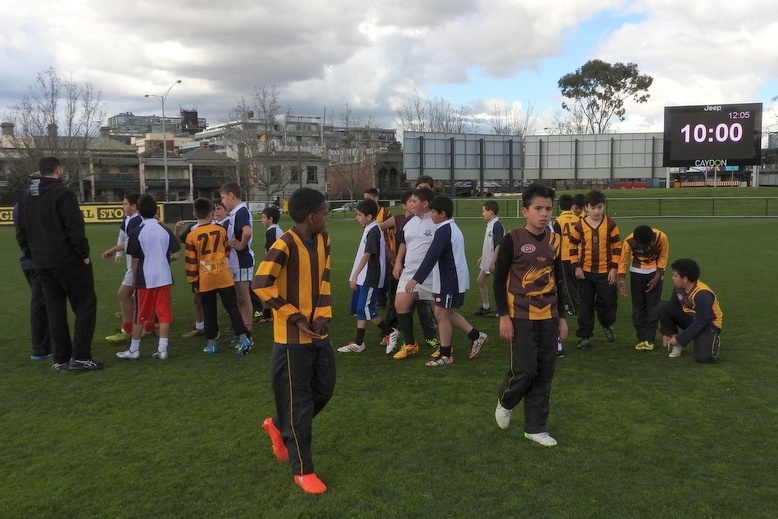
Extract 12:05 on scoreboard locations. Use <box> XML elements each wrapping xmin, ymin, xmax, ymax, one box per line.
<box><xmin>663</xmin><ymin>103</ymin><xmax>762</xmax><ymax>167</ymax></box>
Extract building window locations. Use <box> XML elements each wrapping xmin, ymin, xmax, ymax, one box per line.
<box><xmin>307</xmin><ymin>166</ymin><xmax>318</xmax><ymax>184</ymax></box>
<box><xmin>291</xmin><ymin>167</ymin><xmax>300</xmax><ymax>183</ymax></box>
<box><xmin>269</xmin><ymin>165</ymin><xmax>281</xmax><ymax>183</ymax></box>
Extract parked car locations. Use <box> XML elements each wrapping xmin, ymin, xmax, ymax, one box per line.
<box><xmin>331</xmin><ymin>201</ymin><xmax>358</xmax><ymax>212</ymax></box>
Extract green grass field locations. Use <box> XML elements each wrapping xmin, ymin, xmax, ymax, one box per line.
<box><xmin>1</xmin><ymin>195</ymin><xmax>777</xmax><ymax>518</ymax></box>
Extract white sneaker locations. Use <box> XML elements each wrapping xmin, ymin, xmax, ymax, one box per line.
<box><xmin>495</xmin><ymin>401</ymin><xmax>512</xmax><ymax>429</ymax></box>
<box><xmin>669</xmin><ymin>345</ymin><xmax>682</xmax><ymax>358</ymax></box>
<box><xmin>337</xmin><ymin>342</ymin><xmax>365</xmax><ymax>353</ymax></box>
<box><xmin>153</xmin><ymin>350</ymin><xmax>169</xmax><ymax>360</ymax></box>
<box><xmin>116</xmin><ymin>349</ymin><xmax>140</xmax><ymax>360</ymax></box>
<box><xmin>384</xmin><ymin>328</ymin><xmax>399</xmax><ymax>354</ymax></box>
<box><xmin>524</xmin><ymin>432</ymin><xmax>558</xmax><ymax>447</ymax></box>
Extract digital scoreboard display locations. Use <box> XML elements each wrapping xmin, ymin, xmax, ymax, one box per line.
<box><xmin>663</xmin><ymin>103</ymin><xmax>762</xmax><ymax>167</ymax></box>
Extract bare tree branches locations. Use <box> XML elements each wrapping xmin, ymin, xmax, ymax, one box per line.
<box><xmin>226</xmin><ymin>85</ymin><xmax>292</xmax><ymax>198</ymax></box>
<box><xmin>4</xmin><ymin>67</ymin><xmax>105</xmax><ymax>197</ymax></box>
<box><xmin>489</xmin><ymin>101</ymin><xmax>538</xmax><ymax>137</ymax></box>
<box><xmin>395</xmin><ymin>90</ymin><xmax>475</xmax><ymax>133</ymax></box>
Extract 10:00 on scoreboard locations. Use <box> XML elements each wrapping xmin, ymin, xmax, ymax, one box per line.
<box><xmin>663</xmin><ymin>103</ymin><xmax>762</xmax><ymax>167</ymax></box>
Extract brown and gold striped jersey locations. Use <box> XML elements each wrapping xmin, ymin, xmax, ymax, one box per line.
<box><xmin>618</xmin><ymin>228</ymin><xmax>669</xmax><ymax>275</ymax></box>
<box><xmin>184</xmin><ymin>223</ymin><xmax>233</xmax><ymax>292</ymax></box>
<box><xmin>553</xmin><ymin>210</ymin><xmax>580</xmax><ymax>262</ymax></box>
<box><xmin>569</xmin><ymin>215</ymin><xmax>621</xmax><ymax>273</ymax></box>
<box><xmin>253</xmin><ymin>228</ymin><xmax>332</xmax><ymax>345</ymax></box>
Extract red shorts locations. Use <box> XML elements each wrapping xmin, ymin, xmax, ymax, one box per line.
<box><xmin>134</xmin><ymin>286</ymin><xmax>173</xmax><ymax>325</ymax></box>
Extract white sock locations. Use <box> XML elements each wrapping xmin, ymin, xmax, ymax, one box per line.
<box><xmin>130</xmin><ymin>339</ymin><xmax>141</xmax><ymax>353</ymax></box>
<box><xmin>158</xmin><ymin>337</ymin><xmax>169</xmax><ymax>352</ymax></box>
<box><xmin>195</xmin><ymin>321</ymin><xmax>204</xmax><ymax>331</ymax></box>
<box><xmin>482</xmin><ymin>303</ymin><xmax>490</xmax><ymax>310</ymax></box>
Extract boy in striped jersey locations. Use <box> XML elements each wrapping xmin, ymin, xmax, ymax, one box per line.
<box><xmin>618</xmin><ymin>225</ymin><xmax>670</xmax><ymax>351</ymax></box>
<box><xmin>183</xmin><ymin>198</ymin><xmax>250</xmax><ymax>355</ymax></box>
<box><xmin>406</xmin><ymin>195</ymin><xmax>488</xmax><ymax>364</ymax></box>
<box><xmin>493</xmin><ymin>183</ymin><xmax>568</xmax><ymax>447</ymax></box>
<box><xmin>252</xmin><ymin>187</ymin><xmax>334</xmax><ymax>495</ymax></box>
<box><xmin>568</xmin><ymin>190</ymin><xmax>622</xmax><ymax>350</ymax></box>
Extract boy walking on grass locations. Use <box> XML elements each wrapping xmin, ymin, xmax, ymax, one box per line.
<box><xmin>568</xmin><ymin>189</ymin><xmax>621</xmax><ymax>350</ymax></box>
<box><xmin>116</xmin><ymin>194</ymin><xmax>180</xmax><ymax>360</ymax></box>
<box><xmin>618</xmin><ymin>225</ymin><xmax>669</xmax><ymax>352</ymax></box>
<box><xmin>338</xmin><ymin>199</ymin><xmax>399</xmax><ymax>354</ymax></box>
<box><xmin>252</xmin><ymin>187</ymin><xmax>335</xmax><ymax>495</ymax></box>
<box><xmin>493</xmin><ymin>183</ymin><xmax>568</xmax><ymax>447</ymax></box>
<box><xmin>474</xmin><ymin>200</ymin><xmax>504</xmax><ymax>317</ymax></box>
<box><xmin>392</xmin><ymin>187</ymin><xmax>441</xmax><ymax>360</ymax></box>
<box><xmin>184</xmin><ymin>198</ymin><xmax>252</xmax><ymax>355</ymax></box>
<box><xmin>658</xmin><ymin>258</ymin><xmax>722</xmax><ymax>363</ymax></box>
<box><xmin>406</xmin><ymin>195</ymin><xmax>488</xmax><ymax>365</ymax></box>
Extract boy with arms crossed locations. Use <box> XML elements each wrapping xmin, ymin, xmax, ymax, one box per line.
<box><xmin>220</xmin><ymin>182</ymin><xmax>255</xmax><ymax>345</ymax></box>
<box><xmin>252</xmin><ymin>188</ymin><xmax>335</xmax><ymax>495</ymax></box>
<box><xmin>658</xmin><ymin>258</ymin><xmax>722</xmax><ymax>363</ymax></box>
<box><xmin>618</xmin><ymin>225</ymin><xmax>669</xmax><ymax>351</ymax></box>
<box><xmin>406</xmin><ymin>195</ymin><xmax>488</xmax><ymax>364</ymax></box>
<box><xmin>568</xmin><ymin>190</ymin><xmax>621</xmax><ymax>350</ymax></box>
<box><xmin>493</xmin><ymin>183</ymin><xmax>568</xmax><ymax>447</ymax></box>
<box><xmin>338</xmin><ymin>199</ymin><xmax>398</xmax><ymax>353</ymax></box>
<box><xmin>473</xmin><ymin>200</ymin><xmax>504</xmax><ymax>317</ymax></box>
<box><xmin>116</xmin><ymin>195</ymin><xmax>180</xmax><ymax>360</ymax></box>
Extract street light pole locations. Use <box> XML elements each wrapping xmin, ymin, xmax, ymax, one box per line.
<box><xmin>145</xmin><ymin>80</ymin><xmax>182</xmax><ymax>201</ymax></box>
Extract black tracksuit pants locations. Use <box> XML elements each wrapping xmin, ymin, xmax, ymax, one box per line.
<box><xmin>497</xmin><ymin>318</ymin><xmax>558</xmax><ymax>434</ymax></box>
<box><xmin>576</xmin><ymin>271</ymin><xmax>617</xmax><ymax>339</ymax></box>
<box><xmin>629</xmin><ymin>272</ymin><xmax>663</xmax><ymax>344</ymax></box>
<box><xmin>200</xmin><ymin>287</ymin><xmax>247</xmax><ymax>340</ymax></box>
<box><xmin>36</xmin><ymin>260</ymin><xmax>97</xmax><ymax>364</ymax></box>
<box><xmin>24</xmin><ymin>268</ymin><xmax>52</xmax><ymax>357</ymax></box>
<box><xmin>270</xmin><ymin>342</ymin><xmax>336</xmax><ymax>475</ymax></box>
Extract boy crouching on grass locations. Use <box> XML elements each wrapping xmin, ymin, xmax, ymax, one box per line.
<box><xmin>658</xmin><ymin>258</ymin><xmax>722</xmax><ymax>363</ymax></box>
<box><xmin>184</xmin><ymin>198</ymin><xmax>251</xmax><ymax>355</ymax></box>
<box><xmin>252</xmin><ymin>187</ymin><xmax>335</xmax><ymax>495</ymax></box>
<box><xmin>338</xmin><ymin>198</ymin><xmax>399</xmax><ymax>353</ymax></box>
<box><xmin>405</xmin><ymin>195</ymin><xmax>488</xmax><ymax>365</ymax></box>
<box><xmin>116</xmin><ymin>194</ymin><xmax>180</xmax><ymax>361</ymax></box>
<box><xmin>493</xmin><ymin>183</ymin><xmax>568</xmax><ymax>447</ymax></box>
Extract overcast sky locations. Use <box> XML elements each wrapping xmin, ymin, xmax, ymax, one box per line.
<box><xmin>3</xmin><ymin>1</ymin><xmax>778</xmax><ymax>135</ymax></box>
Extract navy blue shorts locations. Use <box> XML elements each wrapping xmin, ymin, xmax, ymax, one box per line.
<box><xmin>434</xmin><ymin>292</ymin><xmax>466</xmax><ymax>309</ymax></box>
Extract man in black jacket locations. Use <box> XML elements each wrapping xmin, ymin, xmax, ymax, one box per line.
<box><xmin>16</xmin><ymin>157</ymin><xmax>102</xmax><ymax>371</ymax></box>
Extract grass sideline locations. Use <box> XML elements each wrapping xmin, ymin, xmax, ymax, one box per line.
<box><xmin>1</xmin><ymin>203</ymin><xmax>777</xmax><ymax>517</ymax></box>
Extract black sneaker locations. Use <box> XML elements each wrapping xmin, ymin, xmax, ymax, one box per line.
<box><xmin>68</xmin><ymin>359</ymin><xmax>104</xmax><ymax>371</ymax></box>
<box><xmin>576</xmin><ymin>338</ymin><xmax>591</xmax><ymax>350</ymax></box>
<box><xmin>603</xmin><ymin>326</ymin><xmax>617</xmax><ymax>343</ymax></box>
<box><xmin>473</xmin><ymin>307</ymin><xmax>492</xmax><ymax>316</ymax></box>
<box><xmin>557</xmin><ymin>348</ymin><xmax>566</xmax><ymax>358</ymax></box>
<box><xmin>51</xmin><ymin>362</ymin><xmax>71</xmax><ymax>372</ymax></box>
